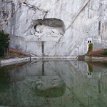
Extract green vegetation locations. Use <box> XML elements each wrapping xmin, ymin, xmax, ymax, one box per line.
<box><xmin>87</xmin><ymin>43</ymin><xmax>93</xmax><ymax>54</ymax></box>
<box><xmin>0</xmin><ymin>31</ymin><xmax>9</xmax><ymax>57</ymax></box>
<box><xmin>103</xmin><ymin>49</ymin><xmax>107</xmax><ymax>56</ymax></box>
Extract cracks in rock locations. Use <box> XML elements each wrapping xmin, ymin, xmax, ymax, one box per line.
<box><xmin>23</xmin><ymin>1</ymin><xmax>49</xmax><ymax>32</ymax></box>
<box><xmin>1</xmin><ymin>0</ymin><xmax>13</xmax><ymax>3</ymax></box>
<box><xmin>61</xmin><ymin>0</ymin><xmax>92</xmax><ymax>55</ymax></box>
<box><xmin>98</xmin><ymin>21</ymin><xmax>101</xmax><ymax>36</ymax></box>
<box><xmin>1</xmin><ymin>0</ymin><xmax>49</xmax><ymax>31</ymax></box>
<box><xmin>22</xmin><ymin>1</ymin><xmax>49</xmax><ymax>18</ymax></box>
<box><xmin>0</xmin><ymin>0</ymin><xmax>14</xmax><ymax>30</ymax></box>
<box><xmin>0</xmin><ymin>0</ymin><xmax>24</xmax><ymax>31</ymax></box>
<box><xmin>65</xmin><ymin>0</ymin><xmax>91</xmax><ymax>31</ymax></box>
<box><xmin>43</xmin><ymin>11</ymin><xmax>49</xmax><ymax>19</ymax></box>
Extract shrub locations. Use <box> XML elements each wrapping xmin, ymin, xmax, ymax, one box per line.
<box><xmin>0</xmin><ymin>31</ymin><xmax>9</xmax><ymax>57</ymax></box>
<box><xmin>103</xmin><ymin>49</ymin><xmax>107</xmax><ymax>56</ymax></box>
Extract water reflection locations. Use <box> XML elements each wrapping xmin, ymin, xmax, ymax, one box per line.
<box><xmin>31</xmin><ymin>61</ymin><xmax>66</xmax><ymax>97</ymax></box>
<box><xmin>34</xmin><ymin>76</ymin><xmax>66</xmax><ymax>97</ymax></box>
<box><xmin>87</xmin><ymin>61</ymin><xmax>107</xmax><ymax>94</ymax></box>
<box><xmin>0</xmin><ymin>67</ymin><xmax>10</xmax><ymax>92</ymax></box>
<box><xmin>0</xmin><ymin>61</ymin><xmax>107</xmax><ymax>107</ymax></box>
<box><xmin>87</xmin><ymin>62</ymin><xmax>93</xmax><ymax>75</ymax></box>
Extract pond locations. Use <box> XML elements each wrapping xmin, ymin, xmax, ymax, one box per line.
<box><xmin>0</xmin><ymin>60</ymin><xmax>107</xmax><ymax>107</ymax></box>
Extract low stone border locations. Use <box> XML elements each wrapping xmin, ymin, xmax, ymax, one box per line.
<box><xmin>31</xmin><ymin>56</ymin><xmax>77</xmax><ymax>61</ymax></box>
<box><xmin>0</xmin><ymin>56</ymin><xmax>78</xmax><ymax>67</ymax></box>
<box><xmin>85</xmin><ymin>56</ymin><xmax>107</xmax><ymax>62</ymax></box>
<box><xmin>0</xmin><ymin>57</ymin><xmax>30</xmax><ymax>67</ymax></box>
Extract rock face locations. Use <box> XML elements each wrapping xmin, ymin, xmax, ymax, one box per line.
<box><xmin>0</xmin><ymin>0</ymin><xmax>107</xmax><ymax>56</ymax></box>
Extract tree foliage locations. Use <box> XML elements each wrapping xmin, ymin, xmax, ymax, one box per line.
<box><xmin>0</xmin><ymin>31</ymin><xmax>9</xmax><ymax>57</ymax></box>
<box><xmin>103</xmin><ymin>49</ymin><xmax>107</xmax><ymax>56</ymax></box>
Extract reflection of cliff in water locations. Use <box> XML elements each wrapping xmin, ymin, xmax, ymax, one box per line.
<box><xmin>0</xmin><ymin>61</ymin><xmax>107</xmax><ymax>107</ymax></box>
<box><xmin>0</xmin><ymin>63</ymin><xmax>26</xmax><ymax>106</ymax></box>
<box><xmin>33</xmin><ymin>75</ymin><xmax>66</xmax><ymax>97</ymax></box>
<box><xmin>0</xmin><ymin>67</ymin><xmax>10</xmax><ymax>92</ymax></box>
<box><xmin>71</xmin><ymin>61</ymin><xmax>107</xmax><ymax>107</ymax></box>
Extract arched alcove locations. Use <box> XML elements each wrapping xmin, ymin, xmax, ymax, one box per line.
<box><xmin>33</xmin><ymin>18</ymin><xmax>65</xmax><ymax>34</ymax></box>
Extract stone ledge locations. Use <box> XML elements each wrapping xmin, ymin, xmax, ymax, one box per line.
<box><xmin>31</xmin><ymin>56</ymin><xmax>77</xmax><ymax>61</ymax></box>
<box><xmin>85</xmin><ymin>56</ymin><xmax>107</xmax><ymax>62</ymax></box>
<box><xmin>0</xmin><ymin>56</ymin><xmax>78</xmax><ymax>67</ymax></box>
<box><xmin>0</xmin><ymin>57</ymin><xmax>30</xmax><ymax>67</ymax></box>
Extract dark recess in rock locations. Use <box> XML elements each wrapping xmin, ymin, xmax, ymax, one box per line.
<box><xmin>33</xmin><ymin>18</ymin><xmax>65</xmax><ymax>33</ymax></box>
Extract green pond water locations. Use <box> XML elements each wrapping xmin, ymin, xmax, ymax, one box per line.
<box><xmin>0</xmin><ymin>61</ymin><xmax>107</xmax><ymax>107</ymax></box>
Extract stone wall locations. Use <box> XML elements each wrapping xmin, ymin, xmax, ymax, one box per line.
<box><xmin>0</xmin><ymin>0</ymin><xmax>107</xmax><ymax>56</ymax></box>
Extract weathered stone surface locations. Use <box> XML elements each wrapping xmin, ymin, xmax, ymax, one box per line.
<box><xmin>0</xmin><ymin>0</ymin><xmax>107</xmax><ymax>56</ymax></box>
